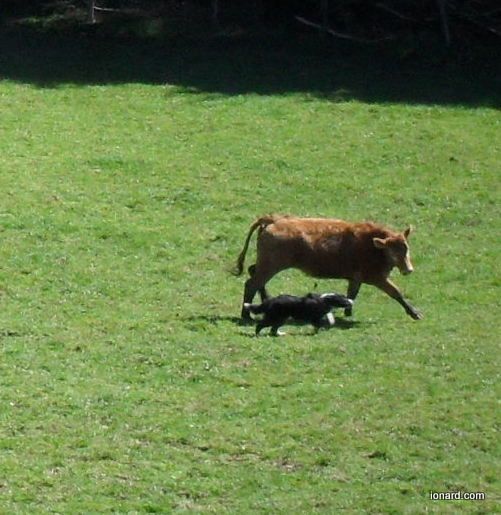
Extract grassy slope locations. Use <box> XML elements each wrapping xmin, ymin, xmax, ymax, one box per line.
<box><xmin>0</xmin><ymin>32</ymin><xmax>499</xmax><ymax>512</ymax></box>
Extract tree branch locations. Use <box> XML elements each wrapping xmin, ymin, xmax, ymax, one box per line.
<box><xmin>436</xmin><ymin>0</ymin><xmax>451</xmax><ymax>46</ymax></box>
<box><xmin>375</xmin><ymin>3</ymin><xmax>418</xmax><ymax>22</ymax></box>
<box><xmin>295</xmin><ymin>16</ymin><xmax>394</xmax><ymax>43</ymax></box>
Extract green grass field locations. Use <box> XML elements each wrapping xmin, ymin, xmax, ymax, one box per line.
<box><xmin>0</xmin><ymin>24</ymin><xmax>499</xmax><ymax>512</ymax></box>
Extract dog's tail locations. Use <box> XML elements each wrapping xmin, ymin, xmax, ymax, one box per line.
<box><xmin>232</xmin><ymin>214</ymin><xmax>283</xmax><ymax>276</ymax></box>
<box><xmin>243</xmin><ymin>302</ymin><xmax>264</xmax><ymax>315</ymax></box>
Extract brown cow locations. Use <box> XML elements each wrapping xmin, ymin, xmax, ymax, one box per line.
<box><xmin>234</xmin><ymin>214</ymin><xmax>422</xmax><ymax>321</ymax></box>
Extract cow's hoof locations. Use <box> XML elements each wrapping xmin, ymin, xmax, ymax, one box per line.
<box><xmin>410</xmin><ymin>310</ymin><xmax>423</xmax><ymax>320</ymax></box>
<box><xmin>239</xmin><ymin>315</ymin><xmax>253</xmax><ymax>325</ymax></box>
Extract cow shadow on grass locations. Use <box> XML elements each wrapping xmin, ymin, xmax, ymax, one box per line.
<box><xmin>0</xmin><ymin>21</ymin><xmax>500</xmax><ymax>108</ymax></box>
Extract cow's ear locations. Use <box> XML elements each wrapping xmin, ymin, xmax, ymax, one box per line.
<box><xmin>373</xmin><ymin>237</ymin><xmax>387</xmax><ymax>249</ymax></box>
<box><xmin>403</xmin><ymin>226</ymin><xmax>413</xmax><ymax>240</ymax></box>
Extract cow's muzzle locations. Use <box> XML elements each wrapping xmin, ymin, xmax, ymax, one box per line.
<box><xmin>400</xmin><ymin>262</ymin><xmax>414</xmax><ymax>275</ymax></box>
<box><xmin>399</xmin><ymin>254</ymin><xmax>414</xmax><ymax>275</ymax></box>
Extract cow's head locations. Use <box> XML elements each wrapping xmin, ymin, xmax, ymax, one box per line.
<box><xmin>373</xmin><ymin>226</ymin><xmax>414</xmax><ymax>275</ymax></box>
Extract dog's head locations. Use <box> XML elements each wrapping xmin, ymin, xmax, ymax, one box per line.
<box><xmin>320</xmin><ymin>293</ymin><xmax>353</xmax><ymax>309</ymax></box>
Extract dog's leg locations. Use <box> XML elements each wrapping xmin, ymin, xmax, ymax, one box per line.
<box><xmin>270</xmin><ymin>322</ymin><xmax>286</xmax><ymax>336</ymax></box>
<box><xmin>311</xmin><ymin>316</ymin><xmax>327</xmax><ymax>334</ymax></box>
<box><xmin>255</xmin><ymin>320</ymin><xmax>268</xmax><ymax>336</ymax></box>
<box><xmin>326</xmin><ymin>312</ymin><xmax>335</xmax><ymax>326</ymax></box>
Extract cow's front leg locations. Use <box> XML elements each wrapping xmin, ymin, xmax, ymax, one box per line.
<box><xmin>345</xmin><ymin>279</ymin><xmax>361</xmax><ymax>316</ymax></box>
<box><xmin>374</xmin><ymin>278</ymin><xmax>422</xmax><ymax>320</ymax></box>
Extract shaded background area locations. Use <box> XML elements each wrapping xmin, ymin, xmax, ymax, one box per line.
<box><xmin>1</xmin><ymin>0</ymin><xmax>500</xmax><ymax>107</ymax></box>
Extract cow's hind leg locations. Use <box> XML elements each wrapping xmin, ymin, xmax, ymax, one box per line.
<box><xmin>259</xmin><ymin>287</ymin><xmax>269</xmax><ymax>302</ymax></box>
<box><xmin>241</xmin><ymin>277</ymin><xmax>259</xmax><ymax>321</ymax></box>
<box><xmin>345</xmin><ymin>279</ymin><xmax>361</xmax><ymax>316</ymax></box>
<box><xmin>240</xmin><ymin>266</ymin><xmax>278</xmax><ymax>321</ymax></box>
<box><xmin>248</xmin><ymin>264</ymin><xmax>269</xmax><ymax>302</ymax></box>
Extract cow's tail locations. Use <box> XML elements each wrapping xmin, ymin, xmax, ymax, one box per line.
<box><xmin>232</xmin><ymin>214</ymin><xmax>281</xmax><ymax>276</ymax></box>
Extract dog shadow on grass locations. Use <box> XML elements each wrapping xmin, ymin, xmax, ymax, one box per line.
<box><xmin>185</xmin><ymin>314</ymin><xmax>364</xmax><ymax>336</ymax></box>
<box><xmin>183</xmin><ymin>315</ymin><xmax>245</xmax><ymax>326</ymax></box>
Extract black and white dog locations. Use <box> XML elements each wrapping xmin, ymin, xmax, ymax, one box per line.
<box><xmin>244</xmin><ymin>293</ymin><xmax>353</xmax><ymax>336</ymax></box>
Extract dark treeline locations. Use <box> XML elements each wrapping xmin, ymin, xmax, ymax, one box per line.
<box><xmin>3</xmin><ymin>0</ymin><xmax>501</xmax><ymax>46</ymax></box>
